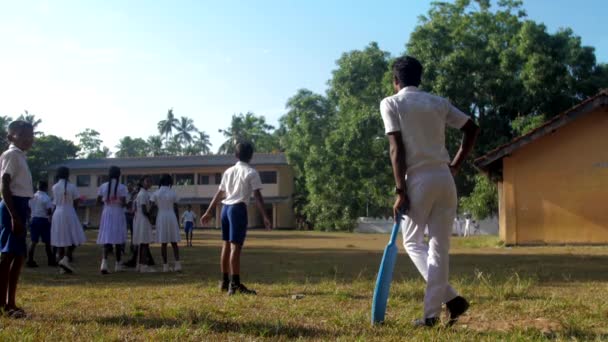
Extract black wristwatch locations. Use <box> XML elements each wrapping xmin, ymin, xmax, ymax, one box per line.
<box><xmin>394</xmin><ymin>187</ymin><xmax>404</xmax><ymax>195</ymax></box>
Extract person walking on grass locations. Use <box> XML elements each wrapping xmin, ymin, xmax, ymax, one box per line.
<box><xmin>0</xmin><ymin>120</ymin><xmax>34</xmax><ymax>319</ymax></box>
<box><xmin>181</xmin><ymin>204</ymin><xmax>196</xmax><ymax>247</ymax></box>
<box><xmin>201</xmin><ymin>142</ymin><xmax>272</xmax><ymax>296</ymax></box>
<box><xmin>151</xmin><ymin>174</ymin><xmax>182</xmax><ymax>272</ymax></box>
<box><xmin>132</xmin><ymin>176</ymin><xmax>156</xmax><ymax>273</ymax></box>
<box><xmin>26</xmin><ymin>181</ymin><xmax>55</xmax><ymax>268</ymax></box>
<box><xmin>380</xmin><ymin>56</ymin><xmax>479</xmax><ymax>327</ymax></box>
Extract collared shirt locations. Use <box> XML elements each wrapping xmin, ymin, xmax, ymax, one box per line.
<box><xmin>98</xmin><ymin>180</ymin><xmax>128</xmax><ymax>207</ymax></box>
<box><xmin>181</xmin><ymin>210</ymin><xmax>196</xmax><ymax>223</ymax></box>
<box><xmin>0</xmin><ymin>144</ymin><xmax>34</xmax><ymax>197</ymax></box>
<box><xmin>52</xmin><ymin>180</ymin><xmax>80</xmax><ymax>207</ymax></box>
<box><xmin>220</xmin><ymin>161</ymin><xmax>263</xmax><ymax>205</ymax></box>
<box><xmin>150</xmin><ymin>186</ymin><xmax>178</xmax><ymax>211</ymax></box>
<box><xmin>29</xmin><ymin>191</ymin><xmax>53</xmax><ymax>219</ymax></box>
<box><xmin>380</xmin><ymin>86</ymin><xmax>470</xmax><ymax>173</ymax></box>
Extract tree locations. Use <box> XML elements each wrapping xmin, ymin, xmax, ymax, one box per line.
<box><xmin>460</xmin><ymin>175</ymin><xmax>498</xmax><ymax>220</ymax></box>
<box><xmin>186</xmin><ymin>131</ymin><xmax>212</xmax><ymax>155</ymax></box>
<box><xmin>75</xmin><ymin>129</ymin><xmax>110</xmax><ymax>159</ymax></box>
<box><xmin>175</xmin><ymin>116</ymin><xmax>197</xmax><ymax>146</ymax></box>
<box><xmin>218</xmin><ymin>112</ymin><xmax>278</xmax><ymax>154</ymax></box>
<box><xmin>115</xmin><ymin>136</ymin><xmax>149</xmax><ymax>158</ymax></box>
<box><xmin>164</xmin><ymin>135</ymin><xmax>183</xmax><ymax>156</ymax></box>
<box><xmin>146</xmin><ymin>135</ymin><xmax>164</xmax><ymax>156</ymax></box>
<box><xmin>17</xmin><ymin>111</ymin><xmax>43</xmax><ymax>136</ymax></box>
<box><xmin>0</xmin><ymin>116</ymin><xmax>12</xmax><ymax>151</ymax></box>
<box><xmin>157</xmin><ymin>108</ymin><xmax>178</xmax><ymax>140</ymax></box>
<box><xmin>28</xmin><ymin>135</ymin><xmax>80</xmax><ymax>183</ymax></box>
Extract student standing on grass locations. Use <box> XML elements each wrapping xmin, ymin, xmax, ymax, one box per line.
<box><xmin>27</xmin><ymin>181</ymin><xmax>55</xmax><ymax>268</ymax></box>
<box><xmin>0</xmin><ymin>120</ymin><xmax>34</xmax><ymax>318</ymax></box>
<box><xmin>97</xmin><ymin>166</ymin><xmax>129</xmax><ymax>274</ymax></box>
<box><xmin>151</xmin><ymin>174</ymin><xmax>182</xmax><ymax>272</ymax></box>
<box><xmin>132</xmin><ymin>176</ymin><xmax>156</xmax><ymax>273</ymax></box>
<box><xmin>181</xmin><ymin>204</ymin><xmax>196</xmax><ymax>247</ymax></box>
<box><xmin>380</xmin><ymin>56</ymin><xmax>479</xmax><ymax>327</ymax></box>
<box><xmin>201</xmin><ymin>142</ymin><xmax>272</xmax><ymax>296</ymax></box>
<box><xmin>51</xmin><ymin>167</ymin><xmax>87</xmax><ymax>274</ymax></box>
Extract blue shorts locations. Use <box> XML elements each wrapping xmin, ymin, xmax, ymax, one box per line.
<box><xmin>30</xmin><ymin>217</ymin><xmax>51</xmax><ymax>244</ymax></box>
<box><xmin>184</xmin><ymin>221</ymin><xmax>194</xmax><ymax>233</ymax></box>
<box><xmin>221</xmin><ymin>203</ymin><xmax>248</xmax><ymax>245</ymax></box>
<box><xmin>0</xmin><ymin>197</ymin><xmax>29</xmax><ymax>256</ymax></box>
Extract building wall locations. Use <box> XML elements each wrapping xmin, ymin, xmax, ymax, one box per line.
<box><xmin>501</xmin><ymin>108</ymin><xmax>608</xmax><ymax>244</ymax></box>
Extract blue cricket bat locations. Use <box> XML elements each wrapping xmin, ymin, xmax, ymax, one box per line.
<box><xmin>371</xmin><ymin>212</ymin><xmax>404</xmax><ymax>325</ymax></box>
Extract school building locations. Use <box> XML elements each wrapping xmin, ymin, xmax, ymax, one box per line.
<box><xmin>47</xmin><ymin>154</ymin><xmax>295</xmax><ymax>229</ymax></box>
<box><xmin>475</xmin><ymin>90</ymin><xmax>608</xmax><ymax>245</ymax></box>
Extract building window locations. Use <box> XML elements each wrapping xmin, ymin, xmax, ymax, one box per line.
<box><xmin>260</xmin><ymin>171</ymin><xmax>277</xmax><ymax>184</ymax></box>
<box><xmin>175</xmin><ymin>174</ymin><xmax>195</xmax><ymax>186</ymax></box>
<box><xmin>97</xmin><ymin>175</ymin><xmax>109</xmax><ymax>186</ymax></box>
<box><xmin>214</xmin><ymin>173</ymin><xmax>222</xmax><ymax>185</ymax></box>
<box><xmin>76</xmin><ymin>175</ymin><xmax>91</xmax><ymax>187</ymax></box>
<box><xmin>198</xmin><ymin>174</ymin><xmax>210</xmax><ymax>185</ymax></box>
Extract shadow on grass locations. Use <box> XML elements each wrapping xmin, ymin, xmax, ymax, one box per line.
<box><xmin>86</xmin><ymin>313</ymin><xmax>329</xmax><ymax>339</ymax></box>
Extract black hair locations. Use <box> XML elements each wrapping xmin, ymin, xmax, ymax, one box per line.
<box><xmin>187</xmin><ymin>204</ymin><xmax>192</xmax><ymax>209</ymax></box>
<box><xmin>107</xmin><ymin>166</ymin><xmax>121</xmax><ymax>201</ymax></box>
<box><xmin>137</xmin><ymin>175</ymin><xmax>151</xmax><ymax>191</ymax></box>
<box><xmin>159</xmin><ymin>173</ymin><xmax>173</xmax><ymax>187</ymax></box>
<box><xmin>37</xmin><ymin>180</ymin><xmax>48</xmax><ymax>192</ymax></box>
<box><xmin>235</xmin><ymin>141</ymin><xmax>254</xmax><ymax>162</ymax></box>
<box><xmin>7</xmin><ymin>120</ymin><xmax>33</xmax><ymax>136</ymax></box>
<box><xmin>56</xmin><ymin>166</ymin><xmax>70</xmax><ymax>199</ymax></box>
<box><xmin>392</xmin><ymin>56</ymin><xmax>423</xmax><ymax>87</ymax></box>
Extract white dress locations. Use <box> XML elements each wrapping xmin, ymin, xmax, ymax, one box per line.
<box><xmin>151</xmin><ymin>186</ymin><xmax>181</xmax><ymax>243</ymax></box>
<box><xmin>51</xmin><ymin>180</ymin><xmax>87</xmax><ymax>247</ymax></box>
<box><xmin>96</xmin><ymin>180</ymin><xmax>128</xmax><ymax>245</ymax></box>
<box><xmin>132</xmin><ymin>189</ymin><xmax>154</xmax><ymax>245</ymax></box>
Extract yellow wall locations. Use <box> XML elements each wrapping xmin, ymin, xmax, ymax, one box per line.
<box><xmin>501</xmin><ymin>108</ymin><xmax>608</xmax><ymax>244</ymax></box>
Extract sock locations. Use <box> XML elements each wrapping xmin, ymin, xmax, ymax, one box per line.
<box><xmin>230</xmin><ymin>274</ymin><xmax>240</xmax><ymax>286</ymax></box>
<box><xmin>222</xmin><ymin>273</ymin><xmax>229</xmax><ymax>284</ymax></box>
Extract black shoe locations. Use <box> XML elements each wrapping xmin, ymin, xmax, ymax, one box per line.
<box><xmin>219</xmin><ymin>281</ymin><xmax>229</xmax><ymax>292</ymax></box>
<box><xmin>412</xmin><ymin>317</ymin><xmax>440</xmax><ymax>327</ymax></box>
<box><xmin>228</xmin><ymin>283</ymin><xmax>257</xmax><ymax>296</ymax></box>
<box><xmin>48</xmin><ymin>260</ymin><xmax>58</xmax><ymax>267</ymax></box>
<box><xmin>26</xmin><ymin>260</ymin><xmax>39</xmax><ymax>268</ymax></box>
<box><xmin>446</xmin><ymin>296</ymin><xmax>469</xmax><ymax>326</ymax></box>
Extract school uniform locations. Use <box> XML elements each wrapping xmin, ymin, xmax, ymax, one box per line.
<box><xmin>96</xmin><ymin>180</ymin><xmax>128</xmax><ymax>245</ymax></box>
<box><xmin>0</xmin><ymin>144</ymin><xmax>33</xmax><ymax>256</ymax></box>
<box><xmin>132</xmin><ymin>189</ymin><xmax>154</xmax><ymax>245</ymax></box>
<box><xmin>220</xmin><ymin>161</ymin><xmax>263</xmax><ymax>246</ymax></box>
<box><xmin>29</xmin><ymin>191</ymin><xmax>53</xmax><ymax>244</ymax></box>
<box><xmin>181</xmin><ymin>210</ymin><xmax>196</xmax><ymax>233</ymax></box>
<box><xmin>51</xmin><ymin>180</ymin><xmax>87</xmax><ymax>247</ymax></box>
<box><xmin>151</xmin><ymin>186</ymin><xmax>180</xmax><ymax>243</ymax></box>
<box><xmin>380</xmin><ymin>86</ymin><xmax>470</xmax><ymax>319</ymax></box>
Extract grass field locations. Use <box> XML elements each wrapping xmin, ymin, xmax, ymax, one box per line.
<box><xmin>1</xmin><ymin>230</ymin><xmax>608</xmax><ymax>341</ymax></box>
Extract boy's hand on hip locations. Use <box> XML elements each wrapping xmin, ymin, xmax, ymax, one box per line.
<box><xmin>264</xmin><ymin>217</ymin><xmax>272</xmax><ymax>230</ymax></box>
<box><xmin>12</xmin><ymin>218</ymin><xmax>24</xmax><ymax>236</ymax></box>
<box><xmin>393</xmin><ymin>193</ymin><xmax>409</xmax><ymax>222</ymax></box>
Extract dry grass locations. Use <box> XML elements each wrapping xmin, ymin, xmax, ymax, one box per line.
<box><xmin>2</xmin><ymin>230</ymin><xmax>608</xmax><ymax>341</ymax></box>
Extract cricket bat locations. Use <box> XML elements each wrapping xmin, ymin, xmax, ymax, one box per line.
<box><xmin>371</xmin><ymin>212</ymin><xmax>404</xmax><ymax>325</ymax></box>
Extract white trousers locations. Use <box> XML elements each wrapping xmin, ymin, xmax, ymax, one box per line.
<box><xmin>401</xmin><ymin>164</ymin><xmax>459</xmax><ymax>318</ymax></box>
<box><xmin>464</xmin><ymin>219</ymin><xmax>471</xmax><ymax>237</ymax></box>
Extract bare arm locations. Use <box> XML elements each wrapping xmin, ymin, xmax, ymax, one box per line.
<box><xmin>1</xmin><ymin>174</ymin><xmax>24</xmax><ymax>235</ymax></box>
<box><xmin>173</xmin><ymin>203</ymin><xmax>179</xmax><ymax>221</ymax></box>
<box><xmin>450</xmin><ymin>120</ymin><xmax>480</xmax><ymax>174</ymax></box>
<box><xmin>254</xmin><ymin>189</ymin><xmax>272</xmax><ymax>229</ymax></box>
<box><xmin>200</xmin><ymin>190</ymin><xmax>225</xmax><ymax>225</ymax></box>
<box><xmin>387</xmin><ymin>132</ymin><xmax>409</xmax><ymax>219</ymax></box>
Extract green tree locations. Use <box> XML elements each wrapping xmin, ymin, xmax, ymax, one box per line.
<box><xmin>17</xmin><ymin>111</ymin><xmax>43</xmax><ymax>136</ymax></box>
<box><xmin>157</xmin><ymin>108</ymin><xmax>178</xmax><ymax>141</ymax></box>
<box><xmin>164</xmin><ymin>135</ymin><xmax>183</xmax><ymax>156</ymax></box>
<box><xmin>76</xmin><ymin>129</ymin><xmax>110</xmax><ymax>159</ymax></box>
<box><xmin>460</xmin><ymin>175</ymin><xmax>498</xmax><ymax>220</ymax></box>
<box><xmin>218</xmin><ymin>112</ymin><xmax>278</xmax><ymax>154</ymax></box>
<box><xmin>0</xmin><ymin>116</ymin><xmax>12</xmax><ymax>151</ymax></box>
<box><xmin>28</xmin><ymin>135</ymin><xmax>80</xmax><ymax>183</ymax></box>
<box><xmin>175</xmin><ymin>116</ymin><xmax>197</xmax><ymax>146</ymax></box>
<box><xmin>185</xmin><ymin>131</ymin><xmax>212</xmax><ymax>155</ymax></box>
<box><xmin>115</xmin><ymin>136</ymin><xmax>149</xmax><ymax>157</ymax></box>
<box><xmin>146</xmin><ymin>135</ymin><xmax>164</xmax><ymax>156</ymax></box>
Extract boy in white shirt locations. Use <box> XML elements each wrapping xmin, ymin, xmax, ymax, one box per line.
<box><xmin>181</xmin><ymin>205</ymin><xmax>196</xmax><ymax>247</ymax></box>
<box><xmin>380</xmin><ymin>56</ymin><xmax>479</xmax><ymax>327</ymax></box>
<box><xmin>201</xmin><ymin>142</ymin><xmax>272</xmax><ymax>296</ymax></box>
<box><xmin>27</xmin><ymin>181</ymin><xmax>55</xmax><ymax>268</ymax></box>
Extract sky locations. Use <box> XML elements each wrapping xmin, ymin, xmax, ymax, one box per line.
<box><xmin>0</xmin><ymin>0</ymin><xmax>606</xmax><ymax>153</ymax></box>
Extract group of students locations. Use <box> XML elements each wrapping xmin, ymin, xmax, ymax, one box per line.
<box><xmin>0</xmin><ymin>120</ymin><xmax>272</xmax><ymax>318</ymax></box>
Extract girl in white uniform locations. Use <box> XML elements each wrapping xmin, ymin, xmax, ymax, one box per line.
<box><xmin>151</xmin><ymin>174</ymin><xmax>181</xmax><ymax>272</ymax></box>
<box><xmin>132</xmin><ymin>176</ymin><xmax>156</xmax><ymax>272</ymax></box>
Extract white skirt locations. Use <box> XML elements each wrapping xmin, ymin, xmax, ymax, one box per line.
<box><xmin>97</xmin><ymin>205</ymin><xmax>127</xmax><ymax>245</ymax></box>
<box><xmin>133</xmin><ymin>212</ymin><xmax>154</xmax><ymax>245</ymax></box>
<box><xmin>156</xmin><ymin>210</ymin><xmax>181</xmax><ymax>243</ymax></box>
<box><xmin>51</xmin><ymin>206</ymin><xmax>87</xmax><ymax>247</ymax></box>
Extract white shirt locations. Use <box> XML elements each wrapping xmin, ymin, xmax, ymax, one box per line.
<box><xmin>29</xmin><ymin>191</ymin><xmax>53</xmax><ymax>219</ymax></box>
<box><xmin>97</xmin><ymin>180</ymin><xmax>128</xmax><ymax>207</ymax></box>
<box><xmin>181</xmin><ymin>210</ymin><xmax>196</xmax><ymax>223</ymax></box>
<box><xmin>52</xmin><ymin>180</ymin><xmax>80</xmax><ymax>207</ymax></box>
<box><xmin>380</xmin><ymin>87</ymin><xmax>470</xmax><ymax>173</ymax></box>
<box><xmin>135</xmin><ymin>189</ymin><xmax>151</xmax><ymax>213</ymax></box>
<box><xmin>151</xmin><ymin>186</ymin><xmax>178</xmax><ymax>212</ymax></box>
<box><xmin>220</xmin><ymin>161</ymin><xmax>263</xmax><ymax>205</ymax></box>
<box><xmin>0</xmin><ymin>144</ymin><xmax>34</xmax><ymax>197</ymax></box>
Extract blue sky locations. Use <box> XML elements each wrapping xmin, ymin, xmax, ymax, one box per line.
<box><xmin>0</xmin><ymin>0</ymin><xmax>605</xmax><ymax>153</ymax></box>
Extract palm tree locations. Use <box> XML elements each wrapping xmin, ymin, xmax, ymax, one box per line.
<box><xmin>175</xmin><ymin>116</ymin><xmax>197</xmax><ymax>146</ymax></box>
<box><xmin>157</xmin><ymin>108</ymin><xmax>178</xmax><ymax>140</ymax></box>
<box><xmin>193</xmin><ymin>131</ymin><xmax>212</xmax><ymax>155</ymax></box>
<box><xmin>147</xmin><ymin>135</ymin><xmax>164</xmax><ymax>156</ymax></box>
<box><xmin>0</xmin><ymin>115</ymin><xmax>12</xmax><ymax>151</ymax></box>
<box><xmin>218</xmin><ymin>112</ymin><xmax>274</xmax><ymax>154</ymax></box>
<box><xmin>18</xmin><ymin>111</ymin><xmax>43</xmax><ymax>136</ymax></box>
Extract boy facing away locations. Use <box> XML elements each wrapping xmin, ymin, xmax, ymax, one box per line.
<box><xmin>0</xmin><ymin>120</ymin><xmax>35</xmax><ymax>318</ymax></box>
<box><xmin>201</xmin><ymin>142</ymin><xmax>272</xmax><ymax>296</ymax></box>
